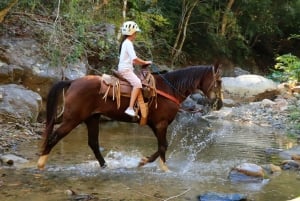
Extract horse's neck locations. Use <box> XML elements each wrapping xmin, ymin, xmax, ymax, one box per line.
<box><xmin>155</xmin><ymin>76</ymin><xmax>189</xmax><ymax>102</ymax></box>
<box><xmin>160</xmin><ymin>70</ymin><xmax>207</xmax><ymax>101</ymax></box>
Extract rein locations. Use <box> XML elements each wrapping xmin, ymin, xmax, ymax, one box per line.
<box><xmin>156</xmin><ymin>89</ymin><xmax>180</xmax><ymax>106</ymax></box>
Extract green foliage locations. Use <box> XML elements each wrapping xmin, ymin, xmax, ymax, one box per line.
<box><xmin>2</xmin><ymin>0</ymin><xmax>300</xmax><ymax>71</ymax></box>
<box><xmin>273</xmin><ymin>54</ymin><xmax>300</xmax><ymax>83</ymax></box>
<box><xmin>286</xmin><ymin>105</ymin><xmax>300</xmax><ymax>136</ymax></box>
<box><xmin>267</xmin><ymin>69</ymin><xmax>285</xmax><ymax>83</ymax></box>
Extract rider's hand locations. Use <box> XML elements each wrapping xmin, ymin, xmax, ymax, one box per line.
<box><xmin>145</xmin><ymin>61</ymin><xmax>152</xmax><ymax>65</ymax></box>
<box><xmin>142</xmin><ymin>61</ymin><xmax>152</xmax><ymax>68</ymax></box>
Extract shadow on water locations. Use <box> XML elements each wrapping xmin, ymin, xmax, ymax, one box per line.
<box><xmin>0</xmin><ymin>115</ymin><xmax>300</xmax><ymax>201</ymax></box>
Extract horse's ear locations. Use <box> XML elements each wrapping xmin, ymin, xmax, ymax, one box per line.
<box><xmin>213</xmin><ymin>62</ymin><xmax>222</xmax><ymax>75</ymax></box>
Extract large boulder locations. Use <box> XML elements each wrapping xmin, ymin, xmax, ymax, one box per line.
<box><xmin>0</xmin><ymin>84</ymin><xmax>42</xmax><ymax>123</ymax></box>
<box><xmin>222</xmin><ymin>75</ymin><xmax>279</xmax><ymax>103</ymax></box>
<box><xmin>0</xmin><ymin>37</ymin><xmax>87</xmax><ymax>99</ymax></box>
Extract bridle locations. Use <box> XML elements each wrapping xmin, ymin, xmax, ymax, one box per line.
<box><xmin>206</xmin><ymin>65</ymin><xmax>222</xmax><ymax>110</ymax></box>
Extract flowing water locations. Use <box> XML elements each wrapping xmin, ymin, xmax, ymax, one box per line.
<box><xmin>0</xmin><ymin>115</ymin><xmax>299</xmax><ymax>201</ymax></box>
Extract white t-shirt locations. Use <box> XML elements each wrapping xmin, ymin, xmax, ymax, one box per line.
<box><xmin>118</xmin><ymin>39</ymin><xmax>137</xmax><ymax>72</ymax></box>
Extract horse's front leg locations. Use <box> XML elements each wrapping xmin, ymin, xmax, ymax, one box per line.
<box><xmin>85</xmin><ymin>114</ymin><xmax>107</xmax><ymax>168</ymax></box>
<box><xmin>139</xmin><ymin>121</ymin><xmax>170</xmax><ymax>172</ymax></box>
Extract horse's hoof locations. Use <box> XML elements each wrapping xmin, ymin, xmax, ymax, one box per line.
<box><xmin>37</xmin><ymin>155</ymin><xmax>48</xmax><ymax>170</ymax></box>
<box><xmin>138</xmin><ymin>157</ymin><xmax>149</xmax><ymax>167</ymax></box>
<box><xmin>159</xmin><ymin>159</ymin><xmax>170</xmax><ymax>172</ymax></box>
<box><xmin>101</xmin><ymin>163</ymin><xmax>108</xmax><ymax>169</ymax></box>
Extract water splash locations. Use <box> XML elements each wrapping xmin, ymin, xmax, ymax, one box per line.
<box><xmin>104</xmin><ymin>150</ymin><xmax>143</xmax><ymax>169</ymax></box>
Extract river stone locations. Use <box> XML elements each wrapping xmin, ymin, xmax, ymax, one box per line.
<box><xmin>292</xmin><ymin>154</ymin><xmax>300</xmax><ymax>161</ymax></box>
<box><xmin>0</xmin><ymin>154</ymin><xmax>28</xmax><ymax>166</ymax></box>
<box><xmin>222</xmin><ymin>98</ymin><xmax>236</xmax><ymax>107</ymax></box>
<box><xmin>0</xmin><ymin>84</ymin><xmax>42</xmax><ymax>122</ymax></box>
<box><xmin>279</xmin><ymin>145</ymin><xmax>300</xmax><ymax>160</ymax></box>
<box><xmin>281</xmin><ymin>160</ymin><xmax>300</xmax><ymax>170</ymax></box>
<box><xmin>181</xmin><ymin>96</ymin><xmax>206</xmax><ymax>113</ymax></box>
<box><xmin>222</xmin><ymin>75</ymin><xmax>279</xmax><ymax>102</ymax></box>
<box><xmin>198</xmin><ymin>192</ymin><xmax>247</xmax><ymax>201</ymax></box>
<box><xmin>292</xmin><ymin>85</ymin><xmax>300</xmax><ymax>93</ymax></box>
<box><xmin>261</xmin><ymin>164</ymin><xmax>282</xmax><ymax>174</ymax></box>
<box><xmin>229</xmin><ymin>163</ymin><xmax>264</xmax><ymax>182</ymax></box>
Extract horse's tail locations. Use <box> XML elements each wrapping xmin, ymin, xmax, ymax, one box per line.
<box><xmin>43</xmin><ymin>80</ymin><xmax>72</xmax><ymax>147</ymax></box>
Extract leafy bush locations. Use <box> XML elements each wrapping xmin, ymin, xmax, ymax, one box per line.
<box><xmin>269</xmin><ymin>54</ymin><xmax>300</xmax><ymax>83</ymax></box>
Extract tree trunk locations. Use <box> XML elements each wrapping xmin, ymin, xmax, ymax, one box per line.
<box><xmin>221</xmin><ymin>0</ymin><xmax>235</xmax><ymax>36</ymax></box>
<box><xmin>122</xmin><ymin>0</ymin><xmax>127</xmax><ymax>22</ymax></box>
<box><xmin>117</xmin><ymin>0</ymin><xmax>127</xmax><ymax>41</ymax></box>
<box><xmin>0</xmin><ymin>0</ymin><xmax>18</xmax><ymax>23</ymax></box>
<box><xmin>171</xmin><ymin>0</ymin><xmax>199</xmax><ymax>66</ymax></box>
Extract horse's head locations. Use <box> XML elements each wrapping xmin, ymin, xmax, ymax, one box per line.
<box><xmin>203</xmin><ymin>64</ymin><xmax>223</xmax><ymax>110</ymax></box>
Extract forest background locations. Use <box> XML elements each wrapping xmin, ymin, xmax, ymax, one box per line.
<box><xmin>1</xmin><ymin>0</ymin><xmax>300</xmax><ymax>80</ymax></box>
<box><xmin>0</xmin><ymin>0</ymin><xmax>300</xmax><ymax>138</ymax></box>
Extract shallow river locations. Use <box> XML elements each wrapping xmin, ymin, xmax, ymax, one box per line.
<box><xmin>0</xmin><ymin>114</ymin><xmax>299</xmax><ymax>201</ymax></box>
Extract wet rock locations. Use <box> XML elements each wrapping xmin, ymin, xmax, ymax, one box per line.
<box><xmin>281</xmin><ymin>160</ymin><xmax>300</xmax><ymax>170</ymax></box>
<box><xmin>65</xmin><ymin>189</ymin><xmax>97</xmax><ymax>201</ymax></box>
<box><xmin>261</xmin><ymin>164</ymin><xmax>282</xmax><ymax>174</ymax></box>
<box><xmin>0</xmin><ymin>154</ymin><xmax>28</xmax><ymax>166</ymax></box>
<box><xmin>179</xmin><ymin>91</ymin><xmax>215</xmax><ymax>116</ymax></box>
<box><xmin>264</xmin><ymin>147</ymin><xmax>283</xmax><ymax>155</ymax></box>
<box><xmin>279</xmin><ymin>146</ymin><xmax>300</xmax><ymax>160</ymax></box>
<box><xmin>291</xmin><ymin>154</ymin><xmax>300</xmax><ymax>161</ymax></box>
<box><xmin>222</xmin><ymin>98</ymin><xmax>237</xmax><ymax>107</ymax></box>
<box><xmin>229</xmin><ymin>163</ymin><xmax>264</xmax><ymax>182</ymax></box>
<box><xmin>198</xmin><ymin>192</ymin><xmax>247</xmax><ymax>201</ymax></box>
<box><xmin>181</xmin><ymin>97</ymin><xmax>197</xmax><ymax>111</ymax></box>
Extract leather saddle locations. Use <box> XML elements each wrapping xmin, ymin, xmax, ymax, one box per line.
<box><xmin>99</xmin><ymin>68</ymin><xmax>157</xmax><ymax>125</ymax></box>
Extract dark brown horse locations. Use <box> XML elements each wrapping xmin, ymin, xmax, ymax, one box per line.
<box><xmin>37</xmin><ymin>64</ymin><xmax>223</xmax><ymax>171</ymax></box>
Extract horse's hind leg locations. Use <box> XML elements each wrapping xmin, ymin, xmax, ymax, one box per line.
<box><xmin>84</xmin><ymin>114</ymin><xmax>106</xmax><ymax>168</ymax></box>
<box><xmin>37</xmin><ymin>120</ymin><xmax>80</xmax><ymax>170</ymax></box>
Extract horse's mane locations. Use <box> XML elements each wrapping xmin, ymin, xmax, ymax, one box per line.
<box><xmin>161</xmin><ymin>66</ymin><xmax>212</xmax><ymax>94</ymax></box>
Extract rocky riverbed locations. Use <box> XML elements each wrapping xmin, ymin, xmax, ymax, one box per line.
<box><xmin>0</xmin><ymin>121</ymin><xmax>43</xmax><ymax>153</ymax></box>
<box><xmin>1</xmin><ymin>91</ymin><xmax>299</xmax><ymax>155</ymax></box>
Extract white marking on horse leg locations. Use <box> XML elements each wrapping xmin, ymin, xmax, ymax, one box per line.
<box><xmin>159</xmin><ymin>158</ymin><xmax>170</xmax><ymax>172</ymax></box>
<box><xmin>37</xmin><ymin>155</ymin><xmax>48</xmax><ymax>170</ymax></box>
<box><xmin>138</xmin><ymin>157</ymin><xmax>149</xmax><ymax>167</ymax></box>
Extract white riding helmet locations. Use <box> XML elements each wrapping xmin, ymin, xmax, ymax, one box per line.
<box><xmin>121</xmin><ymin>21</ymin><xmax>141</xmax><ymax>36</ymax></box>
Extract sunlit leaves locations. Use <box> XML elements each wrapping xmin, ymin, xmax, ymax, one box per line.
<box><xmin>274</xmin><ymin>53</ymin><xmax>300</xmax><ymax>83</ymax></box>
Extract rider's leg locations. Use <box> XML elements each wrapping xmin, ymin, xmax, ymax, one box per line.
<box><xmin>129</xmin><ymin>87</ymin><xmax>141</xmax><ymax>108</ymax></box>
